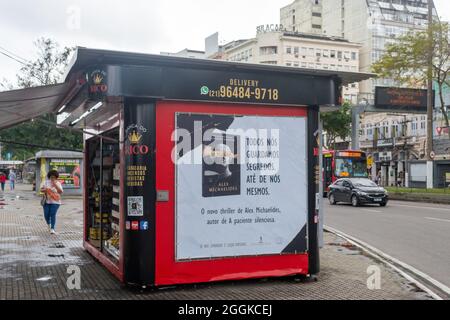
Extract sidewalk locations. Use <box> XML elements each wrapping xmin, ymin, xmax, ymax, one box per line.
<box><xmin>0</xmin><ymin>185</ymin><xmax>433</xmax><ymax>300</ymax></box>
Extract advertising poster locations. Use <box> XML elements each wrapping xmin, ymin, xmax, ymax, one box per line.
<box><xmin>49</xmin><ymin>159</ymin><xmax>81</xmax><ymax>189</ymax></box>
<box><xmin>175</xmin><ymin>113</ymin><xmax>308</xmax><ymax>260</ymax></box>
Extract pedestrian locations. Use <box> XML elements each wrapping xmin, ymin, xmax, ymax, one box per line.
<box><xmin>376</xmin><ymin>171</ymin><xmax>382</xmax><ymax>186</ymax></box>
<box><xmin>40</xmin><ymin>170</ymin><xmax>64</xmax><ymax>235</ymax></box>
<box><xmin>8</xmin><ymin>170</ymin><xmax>16</xmax><ymax>191</ymax></box>
<box><xmin>0</xmin><ymin>172</ymin><xmax>6</xmax><ymax>192</ymax></box>
<box><xmin>397</xmin><ymin>171</ymin><xmax>403</xmax><ymax>187</ymax></box>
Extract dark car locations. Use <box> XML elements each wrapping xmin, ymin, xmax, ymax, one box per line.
<box><xmin>328</xmin><ymin>178</ymin><xmax>389</xmax><ymax>207</ymax></box>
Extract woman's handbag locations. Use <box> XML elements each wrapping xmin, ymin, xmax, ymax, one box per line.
<box><xmin>40</xmin><ymin>193</ymin><xmax>47</xmax><ymax>207</ymax></box>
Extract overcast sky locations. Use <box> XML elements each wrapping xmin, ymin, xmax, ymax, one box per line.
<box><xmin>1</xmin><ymin>0</ymin><xmax>449</xmax><ymax>85</ymax></box>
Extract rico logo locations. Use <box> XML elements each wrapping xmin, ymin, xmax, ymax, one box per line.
<box><xmin>126</xmin><ymin>129</ymin><xmax>150</xmax><ymax>155</ymax></box>
<box><xmin>126</xmin><ymin>144</ymin><xmax>149</xmax><ymax>156</ymax></box>
<box><xmin>89</xmin><ymin>70</ymin><xmax>108</xmax><ymax>94</ymax></box>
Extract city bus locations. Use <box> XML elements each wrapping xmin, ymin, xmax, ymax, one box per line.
<box><xmin>323</xmin><ymin>150</ymin><xmax>368</xmax><ymax>196</ymax></box>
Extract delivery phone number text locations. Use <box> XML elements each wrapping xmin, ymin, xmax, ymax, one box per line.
<box><xmin>209</xmin><ymin>86</ymin><xmax>279</xmax><ymax>101</ymax></box>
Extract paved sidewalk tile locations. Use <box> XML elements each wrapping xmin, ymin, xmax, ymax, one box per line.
<box><xmin>0</xmin><ymin>185</ymin><xmax>433</xmax><ymax>300</ymax></box>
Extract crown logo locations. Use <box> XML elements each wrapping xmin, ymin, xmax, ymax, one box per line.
<box><xmin>93</xmin><ymin>73</ymin><xmax>103</xmax><ymax>85</ymax></box>
<box><xmin>128</xmin><ymin>131</ymin><xmax>142</xmax><ymax>144</ymax></box>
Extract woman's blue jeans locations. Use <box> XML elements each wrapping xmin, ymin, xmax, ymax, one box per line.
<box><xmin>43</xmin><ymin>204</ymin><xmax>60</xmax><ymax>229</ymax></box>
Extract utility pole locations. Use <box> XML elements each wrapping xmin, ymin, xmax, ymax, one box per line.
<box><xmin>426</xmin><ymin>0</ymin><xmax>434</xmax><ymax>189</ymax></box>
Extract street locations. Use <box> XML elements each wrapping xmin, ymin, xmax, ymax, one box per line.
<box><xmin>324</xmin><ymin>199</ymin><xmax>450</xmax><ymax>289</ymax></box>
<box><xmin>0</xmin><ymin>185</ymin><xmax>431</xmax><ymax>300</ymax></box>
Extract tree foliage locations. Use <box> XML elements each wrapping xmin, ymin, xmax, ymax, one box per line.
<box><xmin>0</xmin><ymin>38</ymin><xmax>82</xmax><ymax>160</ymax></box>
<box><xmin>372</xmin><ymin>22</ymin><xmax>450</xmax><ymax>138</ymax></box>
<box><xmin>321</xmin><ymin>102</ymin><xmax>352</xmax><ymax>150</ymax></box>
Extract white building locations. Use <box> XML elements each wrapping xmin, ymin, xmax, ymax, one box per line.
<box><xmin>221</xmin><ymin>31</ymin><xmax>361</xmax><ymax>103</ymax></box>
<box><xmin>322</xmin><ymin>0</ymin><xmax>437</xmax><ymax>99</ymax></box>
<box><xmin>160</xmin><ymin>49</ymin><xmax>206</xmax><ymax>59</ymax></box>
<box><xmin>359</xmin><ymin>113</ymin><xmax>428</xmax><ymax>186</ymax></box>
<box><xmin>280</xmin><ymin>0</ymin><xmax>323</xmax><ymax>34</ymax></box>
<box><xmin>280</xmin><ymin>0</ymin><xmax>440</xmax><ymax>184</ymax></box>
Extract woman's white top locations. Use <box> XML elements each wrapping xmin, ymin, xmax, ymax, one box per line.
<box><xmin>44</xmin><ymin>180</ymin><xmax>63</xmax><ymax>205</ymax></box>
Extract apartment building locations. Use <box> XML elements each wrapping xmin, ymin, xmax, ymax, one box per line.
<box><xmin>280</xmin><ymin>0</ymin><xmax>323</xmax><ymax>34</ymax></box>
<box><xmin>223</xmin><ymin>31</ymin><xmax>361</xmax><ymax>103</ymax></box>
<box><xmin>359</xmin><ymin>113</ymin><xmax>428</xmax><ymax>186</ymax></box>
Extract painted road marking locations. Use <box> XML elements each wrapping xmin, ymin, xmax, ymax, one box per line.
<box><xmin>424</xmin><ymin>217</ymin><xmax>450</xmax><ymax>223</ymax></box>
<box><xmin>361</xmin><ymin>209</ymin><xmax>383</xmax><ymax>213</ymax></box>
<box><xmin>324</xmin><ymin>225</ymin><xmax>450</xmax><ymax>300</ymax></box>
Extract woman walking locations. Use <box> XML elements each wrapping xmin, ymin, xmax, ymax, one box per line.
<box><xmin>40</xmin><ymin>170</ymin><xmax>63</xmax><ymax>235</ymax></box>
<box><xmin>8</xmin><ymin>170</ymin><xmax>16</xmax><ymax>191</ymax></box>
<box><xmin>0</xmin><ymin>172</ymin><xmax>6</xmax><ymax>192</ymax></box>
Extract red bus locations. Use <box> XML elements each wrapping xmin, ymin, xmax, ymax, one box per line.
<box><xmin>323</xmin><ymin>150</ymin><xmax>368</xmax><ymax>196</ymax></box>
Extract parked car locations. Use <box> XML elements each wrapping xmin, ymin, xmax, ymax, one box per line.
<box><xmin>328</xmin><ymin>178</ymin><xmax>389</xmax><ymax>207</ymax></box>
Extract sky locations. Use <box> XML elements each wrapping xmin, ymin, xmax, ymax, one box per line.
<box><xmin>1</xmin><ymin>0</ymin><xmax>450</xmax><ymax>85</ymax></box>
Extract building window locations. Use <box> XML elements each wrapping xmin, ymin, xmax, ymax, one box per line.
<box><xmin>351</xmin><ymin>52</ymin><xmax>357</xmax><ymax>60</ymax></box>
<box><xmin>312</xmin><ymin>12</ymin><xmax>322</xmax><ymax>17</ymax></box>
<box><xmin>260</xmin><ymin>46</ymin><xmax>278</xmax><ymax>55</ymax></box>
<box><xmin>294</xmin><ymin>47</ymin><xmax>299</xmax><ymax>55</ymax></box>
<box><xmin>261</xmin><ymin>61</ymin><xmax>278</xmax><ymax>65</ymax></box>
<box><xmin>286</xmin><ymin>61</ymin><xmax>292</xmax><ymax>66</ymax></box>
<box><xmin>286</xmin><ymin>46</ymin><xmax>292</xmax><ymax>54</ymax></box>
<box><xmin>308</xmin><ymin>48</ymin><xmax>315</xmax><ymax>56</ymax></box>
<box><xmin>330</xmin><ymin>50</ymin><xmax>336</xmax><ymax>58</ymax></box>
<box><xmin>312</xmin><ymin>24</ymin><xmax>321</xmax><ymax>29</ymax></box>
<box><xmin>301</xmin><ymin>62</ymin><xmax>307</xmax><ymax>68</ymax></box>
<box><xmin>337</xmin><ymin>51</ymin><xmax>343</xmax><ymax>59</ymax></box>
<box><xmin>316</xmin><ymin>49</ymin><xmax>322</xmax><ymax>57</ymax></box>
<box><xmin>323</xmin><ymin>49</ymin><xmax>329</xmax><ymax>57</ymax></box>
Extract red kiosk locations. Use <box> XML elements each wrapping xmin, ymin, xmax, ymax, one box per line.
<box><xmin>55</xmin><ymin>47</ymin><xmax>370</xmax><ymax>287</ymax></box>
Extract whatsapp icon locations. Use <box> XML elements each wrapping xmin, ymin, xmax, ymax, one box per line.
<box><xmin>200</xmin><ymin>86</ymin><xmax>209</xmax><ymax>95</ymax></box>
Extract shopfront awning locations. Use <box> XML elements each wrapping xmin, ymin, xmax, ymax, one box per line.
<box><xmin>0</xmin><ymin>83</ymin><xmax>70</xmax><ymax>130</ymax></box>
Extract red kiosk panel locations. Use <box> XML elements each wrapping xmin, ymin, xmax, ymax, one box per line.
<box><xmin>155</xmin><ymin>101</ymin><xmax>309</xmax><ymax>286</ymax></box>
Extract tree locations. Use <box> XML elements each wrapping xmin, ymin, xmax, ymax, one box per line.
<box><xmin>372</xmin><ymin>22</ymin><xmax>450</xmax><ymax>139</ymax></box>
<box><xmin>321</xmin><ymin>102</ymin><xmax>352</xmax><ymax>150</ymax></box>
<box><xmin>0</xmin><ymin>38</ymin><xmax>82</xmax><ymax>160</ymax></box>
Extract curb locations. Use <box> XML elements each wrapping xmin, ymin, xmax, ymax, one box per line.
<box><xmin>388</xmin><ymin>193</ymin><xmax>450</xmax><ymax>205</ymax></box>
<box><xmin>324</xmin><ymin>225</ymin><xmax>450</xmax><ymax>300</ymax></box>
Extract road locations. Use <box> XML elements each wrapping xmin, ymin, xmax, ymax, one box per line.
<box><xmin>324</xmin><ymin>199</ymin><xmax>450</xmax><ymax>290</ymax></box>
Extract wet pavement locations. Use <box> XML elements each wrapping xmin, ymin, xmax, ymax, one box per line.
<box><xmin>0</xmin><ymin>185</ymin><xmax>434</xmax><ymax>300</ymax></box>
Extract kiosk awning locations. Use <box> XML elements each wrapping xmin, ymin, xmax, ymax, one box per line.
<box><xmin>0</xmin><ymin>83</ymin><xmax>69</xmax><ymax>130</ymax></box>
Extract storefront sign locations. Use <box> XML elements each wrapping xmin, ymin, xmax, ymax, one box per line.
<box><xmin>377</xmin><ymin>138</ymin><xmax>394</xmax><ymax>147</ymax></box>
<box><xmin>49</xmin><ymin>159</ymin><xmax>81</xmax><ymax>189</ymax></box>
<box><xmin>256</xmin><ymin>24</ymin><xmax>286</xmax><ymax>34</ymax></box>
<box><xmin>175</xmin><ymin>113</ymin><xmax>308</xmax><ymax>260</ymax></box>
<box><xmin>162</xmin><ymin>67</ymin><xmax>336</xmax><ymax>106</ymax></box>
<box><xmin>88</xmin><ymin>68</ymin><xmax>108</xmax><ymax>100</ymax></box>
<box><xmin>123</xmin><ymin>102</ymin><xmax>156</xmax><ymax>284</ymax></box>
<box><xmin>375</xmin><ymin>87</ymin><xmax>433</xmax><ymax>109</ymax></box>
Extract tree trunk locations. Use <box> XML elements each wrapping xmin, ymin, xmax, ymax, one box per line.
<box><xmin>438</xmin><ymin>86</ymin><xmax>450</xmax><ymax>140</ymax></box>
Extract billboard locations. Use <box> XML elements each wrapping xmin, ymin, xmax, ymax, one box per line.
<box><xmin>175</xmin><ymin>113</ymin><xmax>308</xmax><ymax>260</ymax></box>
<box><xmin>375</xmin><ymin>87</ymin><xmax>433</xmax><ymax>110</ymax></box>
<box><xmin>49</xmin><ymin>159</ymin><xmax>81</xmax><ymax>189</ymax></box>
